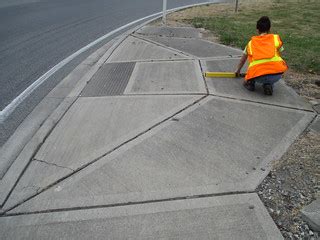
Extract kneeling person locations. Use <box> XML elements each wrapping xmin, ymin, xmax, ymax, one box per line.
<box><xmin>236</xmin><ymin>16</ymin><xmax>288</xmax><ymax>95</ymax></box>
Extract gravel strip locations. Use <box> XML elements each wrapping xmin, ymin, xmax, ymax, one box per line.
<box><xmin>257</xmin><ymin>131</ymin><xmax>320</xmax><ymax>239</ymax></box>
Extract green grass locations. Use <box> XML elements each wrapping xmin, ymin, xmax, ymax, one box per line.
<box><xmin>191</xmin><ymin>1</ymin><xmax>320</xmax><ymax>74</ymax></box>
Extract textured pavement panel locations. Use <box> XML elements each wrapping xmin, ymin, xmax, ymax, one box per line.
<box><xmin>81</xmin><ymin>62</ymin><xmax>135</xmax><ymax>97</ymax></box>
<box><xmin>1</xmin><ymin>194</ymin><xmax>283</xmax><ymax>240</ymax></box>
<box><xmin>107</xmin><ymin>36</ymin><xmax>187</xmax><ymax>62</ymax></box>
<box><xmin>9</xmin><ymin>96</ymin><xmax>313</xmax><ymax>213</ymax></box>
<box><xmin>124</xmin><ymin>60</ymin><xmax>206</xmax><ymax>94</ymax></box>
<box><xmin>138</xmin><ymin>35</ymin><xmax>243</xmax><ymax>57</ymax></box>
<box><xmin>136</xmin><ymin>26</ymin><xmax>201</xmax><ymax>38</ymax></box>
<box><xmin>4</xmin><ymin>95</ymin><xmax>201</xmax><ymax>209</ymax></box>
<box><xmin>203</xmin><ymin>59</ymin><xmax>313</xmax><ymax>110</ymax></box>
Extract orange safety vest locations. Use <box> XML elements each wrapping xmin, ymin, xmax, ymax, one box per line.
<box><xmin>245</xmin><ymin>34</ymin><xmax>288</xmax><ymax>81</ymax></box>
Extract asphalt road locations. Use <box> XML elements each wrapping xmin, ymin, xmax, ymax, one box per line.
<box><xmin>0</xmin><ymin>0</ymin><xmax>213</xmax><ymax>111</ymax></box>
<box><xmin>0</xmin><ymin>0</ymin><xmax>220</xmax><ymax>146</ymax></box>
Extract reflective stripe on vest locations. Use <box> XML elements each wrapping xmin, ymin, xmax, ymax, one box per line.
<box><xmin>247</xmin><ymin>41</ymin><xmax>253</xmax><ymax>55</ymax></box>
<box><xmin>274</xmin><ymin>34</ymin><xmax>280</xmax><ymax>48</ymax></box>
<box><xmin>249</xmin><ymin>56</ymin><xmax>283</xmax><ymax>67</ymax></box>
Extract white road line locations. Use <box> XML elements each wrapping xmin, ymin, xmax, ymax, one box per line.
<box><xmin>0</xmin><ymin>1</ymin><xmax>214</xmax><ymax>123</ymax></box>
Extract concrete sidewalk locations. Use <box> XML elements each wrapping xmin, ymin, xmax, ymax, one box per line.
<box><xmin>0</xmin><ymin>25</ymin><xmax>316</xmax><ymax>239</ymax></box>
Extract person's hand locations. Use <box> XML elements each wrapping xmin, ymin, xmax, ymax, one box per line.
<box><xmin>235</xmin><ymin>70</ymin><xmax>240</xmax><ymax>77</ymax></box>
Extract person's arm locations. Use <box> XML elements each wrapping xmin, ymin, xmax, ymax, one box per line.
<box><xmin>235</xmin><ymin>53</ymin><xmax>248</xmax><ymax>76</ymax></box>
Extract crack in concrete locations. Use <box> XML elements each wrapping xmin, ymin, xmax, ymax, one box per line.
<box><xmin>33</xmin><ymin>159</ymin><xmax>75</xmax><ymax>172</ymax></box>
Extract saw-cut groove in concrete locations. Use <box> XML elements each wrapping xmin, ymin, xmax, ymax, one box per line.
<box><xmin>80</xmin><ymin>62</ymin><xmax>135</xmax><ymax>97</ymax></box>
<box><xmin>0</xmin><ymin>194</ymin><xmax>283</xmax><ymax>239</ymax></box>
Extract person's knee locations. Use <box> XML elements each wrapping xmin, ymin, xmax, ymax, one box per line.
<box><xmin>270</xmin><ymin>74</ymin><xmax>282</xmax><ymax>84</ymax></box>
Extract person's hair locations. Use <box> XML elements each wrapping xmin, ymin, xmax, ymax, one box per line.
<box><xmin>256</xmin><ymin>16</ymin><xmax>271</xmax><ymax>33</ymax></box>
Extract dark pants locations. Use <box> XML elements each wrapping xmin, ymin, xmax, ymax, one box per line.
<box><xmin>251</xmin><ymin>73</ymin><xmax>283</xmax><ymax>86</ymax></box>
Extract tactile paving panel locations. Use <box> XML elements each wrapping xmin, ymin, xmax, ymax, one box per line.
<box><xmin>81</xmin><ymin>62</ymin><xmax>135</xmax><ymax>97</ymax></box>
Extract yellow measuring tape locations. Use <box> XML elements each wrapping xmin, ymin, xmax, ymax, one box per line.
<box><xmin>204</xmin><ymin>72</ymin><xmax>246</xmax><ymax>78</ymax></box>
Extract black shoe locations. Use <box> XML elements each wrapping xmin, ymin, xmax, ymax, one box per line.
<box><xmin>243</xmin><ymin>80</ymin><xmax>255</xmax><ymax>91</ymax></box>
<box><xmin>263</xmin><ymin>84</ymin><xmax>273</xmax><ymax>95</ymax></box>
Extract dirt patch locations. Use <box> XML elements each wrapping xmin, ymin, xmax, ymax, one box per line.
<box><xmin>284</xmin><ymin>70</ymin><xmax>320</xmax><ymax>100</ymax></box>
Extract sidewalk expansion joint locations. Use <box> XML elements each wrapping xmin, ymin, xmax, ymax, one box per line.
<box><xmin>33</xmin><ymin>159</ymin><xmax>75</xmax><ymax>172</ymax></box>
<box><xmin>198</xmin><ymin>60</ymin><xmax>209</xmax><ymax>95</ymax></box>
<box><xmin>132</xmin><ymin>34</ymin><xmax>194</xmax><ymax>58</ymax></box>
<box><xmin>1</xmin><ymin>95</ymin><xmax>208</xmax><ymax>214</ymax></box>
<box><xmin>209</xmin><ymin>93</ymin><xmax>315</xmax><ymax>113</ymax></box>
<box><xmin>1</xmin><ymin>190</ymin><xmax>255</xmax><ymax>217</ymax></box>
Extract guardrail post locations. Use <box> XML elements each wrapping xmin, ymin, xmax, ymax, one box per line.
<box><xmin>162</xmin><ymin>0</ymin><xmax>167</xmax><ymax>25</ymax></box>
